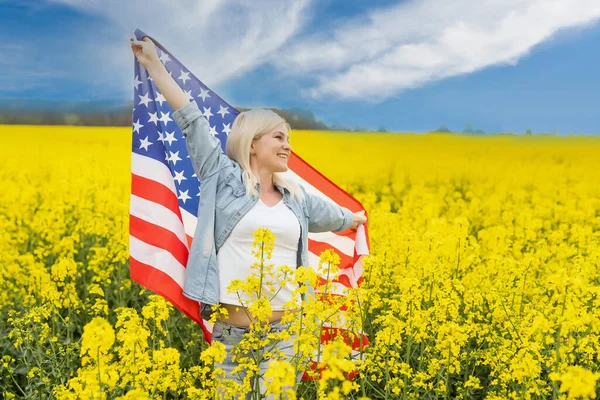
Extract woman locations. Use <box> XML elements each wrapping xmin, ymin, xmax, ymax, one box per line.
<box><xmin>131</xmin><ymin>36</ymin><xmax>367</xmax><ymax>397</ymax></box>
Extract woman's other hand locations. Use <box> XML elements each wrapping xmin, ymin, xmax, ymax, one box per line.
<box><xmin>350</xmin><ymin>210</ymin><xmax>367</xmax><ymax>230</ymax></box>
<box><xmin>130</xmin><ymin>36</ymin><xmax>161</xmax><ymax>70</ymax></box>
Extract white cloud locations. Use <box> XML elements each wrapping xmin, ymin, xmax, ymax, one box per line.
<box><xmin>48</xmin><ymin>0</ymin><xmax>311</xmax><ymax>92</ymax></box>
<box><xmin>275</xmin><ymin>0</ymin><xmax>600</xmax><ymax>101</ymax></box>
<box><xmin>39</xmin><ymin>0</ymin><xmax>600</xmax><ymax>102</ymax></box>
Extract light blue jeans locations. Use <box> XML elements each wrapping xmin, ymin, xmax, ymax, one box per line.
<box><xmin>212</xmin><ymin>319</ymin><xmax>303</xmax><ymax>399</ymax></box>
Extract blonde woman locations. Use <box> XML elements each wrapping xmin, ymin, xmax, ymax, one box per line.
<box><xmin>131</xmin><ymin>37</ymin><xmax>367</xmax><ymax>397</ymax></box>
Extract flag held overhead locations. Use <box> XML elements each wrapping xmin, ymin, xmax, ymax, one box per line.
<box><xmin>128</xmin><ymin>29</ymin><xmax>369</xmax><ymax>349</ymax></box>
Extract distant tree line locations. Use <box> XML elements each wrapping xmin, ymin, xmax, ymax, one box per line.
<box><xmin>0</xmin><ymin>111</ymin><xmax>134</xmax><ymax>127</ymax></box>
<box><xmin>0</xmin><ymin>99</ymin><xmax>558</xmax><ymax>134</ymax></box>
<box><xmin>435</xmin><ymin>124</ymin><xmax>486</xmax><ymax>134</ymax></box>
<box><xmin>433</xmin><ymin>124</ymin><xmax>555</xmax><ymax>135</ymax></box>
<box><xmin>0</xmin><ymin>100</ymin><xmax>331</xmax><ymax>131</ymax></box>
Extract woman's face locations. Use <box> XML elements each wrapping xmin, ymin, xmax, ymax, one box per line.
<box><xmin>251</xmin><ymin>124</ymin><xmax>292</xmax><ymax>173</ymax></box>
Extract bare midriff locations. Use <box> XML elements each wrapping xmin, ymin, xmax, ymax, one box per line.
<box><xmin>219</xmin><ymin>303</ymin><xmax>300</xmax><ymax>327</ymax></box>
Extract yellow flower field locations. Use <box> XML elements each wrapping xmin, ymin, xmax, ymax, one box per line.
<box><xmin>1</xmin><ymin>124</ymin><xmax>600</xmax><ymax>399</ymax></box>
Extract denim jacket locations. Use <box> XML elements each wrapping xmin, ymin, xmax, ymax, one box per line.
<box><xmin>172</xmin><ymin>101</ymin><xmax>354</xmax><ymax>319</ymax></box>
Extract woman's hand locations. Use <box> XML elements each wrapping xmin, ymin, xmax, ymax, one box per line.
<box><xmin>129</xmin><ymin>36</ymin><xmax>187</xmax><ymax>110</ymax></box>
<box><xmin>130</xmin><ymin>36</ymin><xmax>161</xmax><ymax>71</ymax></box>
<box><xmin>350</xmin><ymin>210</ymin><xmax>367</xmax><ymax>230</ymax></box>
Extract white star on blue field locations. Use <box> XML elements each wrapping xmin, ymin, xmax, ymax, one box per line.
<box><xmin>1</xmin><ymin>0</ymin><xmax>599</xmax><ymax>134</ymax></box>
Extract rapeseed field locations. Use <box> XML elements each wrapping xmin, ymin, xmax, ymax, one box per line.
<box><xmin>1</xmin><ymin>125</ymin><xmax>599</xmax><ymax>399</ymax></box>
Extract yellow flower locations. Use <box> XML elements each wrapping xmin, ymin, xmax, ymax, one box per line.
<box><xmin>201</xmin><ymin>340</ymin><xmax>227</xmax><ymax>365</ymax></box>
<box><xmin>87</xmin><ymin>283</ymin><xmax>105</xmax><ymax>297</ymax></box>
<box><xmin>80</xmin><ymin>317</ymin><xmax>115</xmax><ymax>366</ymax></box>
<box><xmin>318</xmin><ymin>340</ymin><xmax>357</xmax><ymax>398</ymax></box>
<box><xmin>141</xmin><ymin>294</ymin><xmax>172</xmax><ymax>332</ymax></box>
<box><xmin>50</xmin><ymin>257</ymin><xmax>78</xmax><ymax>282</ymax></box>
<box><xmin>248</xmin><ymin>297</ymin><xmax>273</xmax><ymax>322</ymax></box>
<box><xmin>264</xmin><ymin>360</ymin><xmax>296</xmax><ymax>398</ymax></box>
<box><xmin>114</xmin><ymin>388</ymin><xmax>152</xmax><ymax>399</ymax></box>
<box><xmin>556</xmin><ymin>366</ymin><xmax>600</xmax><ymax>400</ymax></box>
<box><xmin>208</xmin><ymin>303</ymin><xmax>229</xmax><ymax>324</ymax></box>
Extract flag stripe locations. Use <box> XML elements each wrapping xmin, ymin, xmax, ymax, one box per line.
<box><xmin>312</xmin><ymin>280</ymin><xmax>353</xmax><ymax>296</ymax></box>
<box><xmin>316</xmin><ymin>275</ymin><xmax>353</xmax><ymax>291</ymax></box>
<box><xmin>129</xmin><ymin>218</ymin><xmax>189</xmax><ymax>273</ymax></box>
<box><xmin>181</xmin><ymin>207</ymin><xmax>198</xmax><ymax>238</ymax></box>
<box><xmin>131</xmin><ymin>152</ymin><xmax>177</xmax><ymax>194</ymax></box>
<box><xmin>308</xmin><ymin>239</ymin><xmax>354</xmax><ymax>270</ymax></box>
<box><xmin>131</xmin><ymin>174</ymin><xmax>182</xmax><ymax>222</ymax></box>
<box><xmin>129</xmin><ymin>256</ymin><xmax>212</xmax><ymax>341</ymax></box>
<box><xmin>129</xmin><ymin>228</ymin><xmax>187</xmax><ymax>287</ymax></box>
<box><xmin>287</xmin><ymin>154</ymin><xmax>359</xmax><ymax>211</ymax></box>
<box><xmin>308</xmin><ymin>231</ymin><xmax>355</xmax><ymax>257</ymax></box>
<box><xmin>130</xmin><ymin>194</ymin><xmax>188</xmax><ymax>248</ymax></box>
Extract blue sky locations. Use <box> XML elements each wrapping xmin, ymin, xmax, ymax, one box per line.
<box><xmin>1</xmin><ymin>0</ymin><xmax>599</xmax><ymax>134</ymax></box>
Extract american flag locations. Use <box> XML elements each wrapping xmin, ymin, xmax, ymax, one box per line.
<box><xmin>129</xmin><ymin>29</ymin><xmax>370</xmax><ymax>350</ymax></box>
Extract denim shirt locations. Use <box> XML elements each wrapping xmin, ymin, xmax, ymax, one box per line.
<box><xmin>172</xmin><ymin>101</ymin><xmax>354</xmax><ymax>319</ymax></box>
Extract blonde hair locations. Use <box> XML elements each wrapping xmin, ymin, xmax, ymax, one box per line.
<box><xmin>225</xmin><ymin>109</ymin><xmax>304</xmax><ymax>200</ymax></box>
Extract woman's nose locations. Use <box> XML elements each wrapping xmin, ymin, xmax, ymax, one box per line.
<box><xmin>284</xmin><ymin>142</ymin><xmax>292</xmax><ymax>151</ymax></box>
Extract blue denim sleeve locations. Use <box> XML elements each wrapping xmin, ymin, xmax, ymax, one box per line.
<box><xmin>303</xmin><ymin>187</ymin><xmax>354</xmax><ymax>232</ymax></box>
<box><xmin>172</xmin><ymin>101</ymin><xmax>233</xmax><ymax>180</ymax></box>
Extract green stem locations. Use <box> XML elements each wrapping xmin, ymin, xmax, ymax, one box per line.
<box><xmin>133</xmin><ymin>340</ymin><xmax>137</xmax><ymax>389</ymax></box>
<box><xmin>498</xmin><ymin>296</ymin><xmax>524</xmax><ymax>345</ymax></box>
<box><xmin>9</xmin><ymin>373</ymin><xmax>26</xmax><ymax>397</ymax></box>
<box><xmin>97</xmin><ymin>347</ymin><xmax>102</xmax><ymax>395</ymax></box>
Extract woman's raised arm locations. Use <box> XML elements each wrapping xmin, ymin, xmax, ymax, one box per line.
<box><xmin>130</xmin><ymin>36</ymin><xmax>188</xmax><ymax>112</ymax></box>
<box><xmin>129</xmin><ymin>36</ymin><xmax>233</xmax><ymax>180</ymax></box>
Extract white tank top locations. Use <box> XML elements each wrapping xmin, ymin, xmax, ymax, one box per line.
<box><xmin>217</xmin><ymin>197</ymin><xmax>301</xmax><ymax>310</ymax></box>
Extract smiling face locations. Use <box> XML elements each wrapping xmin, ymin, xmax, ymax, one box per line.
<box><xmin>250</xmin><ymin>123</ymin><xmax>292</xmax><ymax>173</ymax></box>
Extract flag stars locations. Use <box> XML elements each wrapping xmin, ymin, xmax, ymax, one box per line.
<box><xmin>132</xmin><ymin>119</ymin><xmax>143</xmax><ymax>134</ymax></box>
<box><xmin>209</xmin><ymin>125</ymin><xmax>218</xmax><ymax>137</ymax></box>
<box><xmin>222</xmin><ymin>123</ymin><xmax>231</xmax><ymax>136</ymax></box>
<box><xmin>133</xmin><ymin>75</ymin><xmax>143</xmax><ymax>90</ymax></box>
<box><xmin>202</xmin><ymin>106</ymin><xmax>213</xmax><ymax>122</ymax></box>
<box><xmin>157</xmin><ymin>132</ymin><xmax>165</xmax><ymax>143</ymax></box>
<box><xmin>159</xmin><ymin>111</ymin><xmax>172</xmax><ymax>125</ymax></box>
<box><xmin>217</xmin><ymin>105</ymin><xmax>230</xmax><ymax>118</ymax></box>
<box><xmin>178</xmin><ymin>189</ymin><xmax>191</xmax><ymax>204</ymax></box>
<box><xmin>138</xmin><ymin>92</ymin><xmax>151</xmax><ymax>107</ymax></box>
<box><xmin>167</xmin><ymin>151</ymin><xmax>182</xmax><ymax>165</ymax></box>
<box><xmin>198</xmin><ymin>88</ymin><xmax>210</xmax><ymax>101</ymax></box>
<box><xmin>159</xmin><ymin>51</ymin><xmax>171</xmax><ymax>64</ymax></box>
<box><xmin>173</xmin><ymin>170</ymin><xmax>187</xmax><ymax>184</ymax></box>
<box><xmin>178</xmin><ymin>70</ymin><xmax>191</xmax><ymax>85</ymax></box>
<box><xmin>148</xmin><ymin>111</ymin><xmax>159</xmax><ymax>125</ymax></box>
<box><xmin>184</xmin><ymin>89</ymin><xmax>194</xmax><ymax>101</ymax></box>
<box><xmin>164</xmin><ymin>131</ymin><xmax>177</xmax><ymax>145</ymax></box>
<box><xmin>139</xmin><ymin>136</ymin><xmax>153</xmax><ymax>151</ymax></box>
<box><xmin>155</xmin><ymin>92</ymin><xmax>167</xmax><ymax>106</ymax></box>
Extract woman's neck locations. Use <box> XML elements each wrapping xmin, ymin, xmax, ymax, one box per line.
<box><xmin>252</xmin><ymin>166</ymin><xmax>276</xmax><ymax>193</ymax></box>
